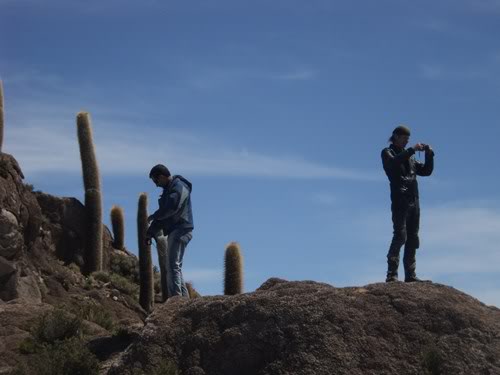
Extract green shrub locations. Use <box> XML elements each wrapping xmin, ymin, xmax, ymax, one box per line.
<box><xmin>110</xmin><ymin>273</ymin><xmax>139</xmax><ymax>297</ymax></box>
<box><xmin>422</xmin><ymin>345</ymin><xmax>444</xmax><ymax>375</ymax></box>
<box><xmin>92</xmin><ymin>270</ymin><xmax>111</xmax><ymax>283</ymax></box>
<box><xmin>32</xmin><ymin>309</ymin><xmax>82</xmax><ymax>344</ymax></box>
<box><xmin>68</xmin><ymin>262</ymin><xmax>81</xmax><ymax>274</ymax></box>
<box><xmin>66</xmin><ymin>301</ymin><xmax>114</xmax><ymax>331</ymax></box>
<box><xmin>109</xmin><ymin>253</ymin><xmax>139</xmax><ymax>283</ymax></box>
<box><xmin>15</xmin><ymin>337</ymin><xmax>99</xmax><ymax>375</ymax></box>
<box><xmin>18</xmin><ymin>337</ymin><xmax>38</xmax><ymax>354</ymax></box>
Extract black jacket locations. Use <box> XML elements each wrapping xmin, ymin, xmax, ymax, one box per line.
<box><xmin>147</xmin><ymin>175</ymin><xmax>194</xmax><ymax>237</ymax></box>
<box><xmin>381</xmin><ymin>144</ymin><xmax>434</xmax><ymax>202</ymax></box>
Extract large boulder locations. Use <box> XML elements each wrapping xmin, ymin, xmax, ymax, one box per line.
<box><xmin>109</xmin><ymin>278</ymin><xmax>500</xmax><ymax>375</ymax></box>
<box><xmin>0</xmin><ymin>153</ymin><xmax>42</xmax><ymax>261</ymax></box>
<box><xmin>34</xmin><ymin>192</ymin><xmax>115</xmax><ymax>269</ymax></box>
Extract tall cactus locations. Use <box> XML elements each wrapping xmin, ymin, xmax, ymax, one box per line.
<box><xmin>224</xmin><ymin>241</ymin><xmax>244</xmax><ymax>295</ymax></box>
<box><xmin>0</xmin><ymin>80</ymin><xmax>4</xmax><ymax>152</ymax></box>
<box><xmin>110</xmin><ymin>205</ymin><xmax>125</xmax><ymax>250</ymax></box>
<box><xmin>138</xmin><ymin>193</ymin><xmax>154</xmax><ymax>312</ymax></box>
<box><xmin>84</xmin><ymin>189</ymin><xmax>103</xmax><ymax>272</ymax></box>
<box><xmin>76</xmin><ymin>112</ymin><xmax>103</xmax><ymax>273</ymax></box>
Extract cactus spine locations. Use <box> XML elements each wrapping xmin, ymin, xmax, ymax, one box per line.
<box><xmin>138</xmin><ymin>193</ymin><xmax>154</xmax><ymax>312</ymax></box>
<box><xmin>110</xmin><ymin>205</ymin><xmax>125</xmax><ymax>250</ymax></box>
<box><xmin>224</xmin><ymin>241</ymin><xmax>244</xmax><ymax>295</ymax></box>
<box><xmin>0</xmin><ymin>80</ymin><xmax>4</xmax><ymax>152</ymax></box>
<box><xmin>76</xmin><ymin>112</ymin><xmax>103</xmax><ymax>273</ymax></box>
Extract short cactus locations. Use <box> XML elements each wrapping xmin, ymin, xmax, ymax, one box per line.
<box><xmin>0</xmin><ymin>80</ymin><xmax>4</xmax><ymax>152</ymax></box>
<box><xmin>110</xmin><ymin>205</ymin><xmax>125</xmax><ymax>250</ymax></box>
<box><xmin>76</xmin><ymin>112</ymin><xmax>103</xmax><ymax>273</ymax></box>
<box><xmin>186</xmin><ymin>281</ymin><xmax>201</xmax><ymax>298</ymax></box>
<box><xmin>138</xmin><ymin>193</ymin><xmax>154</xmax><ymax>312</ymax></box>
<box><xmin>224</xmin><ymin>241</ymin><xmax>244</xmax><ymax>295</ymax></box>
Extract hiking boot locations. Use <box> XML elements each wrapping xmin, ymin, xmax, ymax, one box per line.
<box><xmin>404</xmin><ymin>276</ymin><xmax>424</xmax><ymax>282</ymax></box>
<box><xmin>386</xmin><ymin>275</ymin><xmax>399</xmax><ymax>282</ymax></box>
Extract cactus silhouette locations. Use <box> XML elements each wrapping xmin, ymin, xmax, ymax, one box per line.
<box><xmin>138</xmin><ymin>193</ymin><xmax>154</xmax><ymax>312</ymax></box>
<box><xmin>0</xmin><ymin>80</ymin><xmax>4</xmax><ymax>152</ymax></box>
<box><xmin>110</xmin><ymin>205</ymin><xmax>125</xmax><ymax>250</ymax></box>
<box><xmin>186</xmin><ymin>281</ymin><xmax>201</xmax><ymax>298</ymax></box>
<box><xmin>84</xmin><ymin>188</ymin><xmax>103</xmax><ymax>273</ymax></box>
<box><xmin>76</xmin><ymin>112</ymin><xmax>101</xmax><ymax>191</ymax></box>
<box><xmin>76</xmin><ymin>112</ymin><xmax>103</xmax><ymax>272</ymax></box>
<box><xmin>224</xmin><ymin>242</ymin><xmax>244</xmax><ymax>295</ymax></box>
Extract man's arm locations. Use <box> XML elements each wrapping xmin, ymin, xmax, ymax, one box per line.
<box><xmin>151</xmin><ymin>190</ymin><xmax>182</xmax><ymax>221</ymax></box>
<box><xmin>415</xmin><ymin>148</ymin><xmax>434</xmax><ymax>176</ymax></box>
<box><xmin>382</xmin><ymin>147</ymin><xmax>415</xmax><ymax>170</ymax></box>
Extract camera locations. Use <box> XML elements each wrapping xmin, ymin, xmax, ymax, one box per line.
<box><xmin>421</xmin><ymin>144</ymin><xmax>430</xmax><ymax>151</ymax></box>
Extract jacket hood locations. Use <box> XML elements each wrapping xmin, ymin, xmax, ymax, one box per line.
<box><xmin>172</xmin><ymin>175</ymin><xmax>192</xmax><ymax>192</ymax></box>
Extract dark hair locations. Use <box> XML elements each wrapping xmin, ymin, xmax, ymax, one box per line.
<box><xmin>149</xmin><ymin>164</ymin><xmax>171</xmax><ymax>179</ymax></box>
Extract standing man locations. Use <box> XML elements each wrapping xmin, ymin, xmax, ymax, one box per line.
<box><xmin>381</xmin><ymin>126</ymin><xmax>434</xmax><ymax>282</ymax></box>
<box><xmin>146</xmin><ymin>164</ymin><xmax>194</xmax><ymax>299</ymax></box>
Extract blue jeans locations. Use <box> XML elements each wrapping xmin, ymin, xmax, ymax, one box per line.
<box><xmin>155</xmin><ymin>229</ymin><xmax>192</xmax><ymax>299</ymax></box>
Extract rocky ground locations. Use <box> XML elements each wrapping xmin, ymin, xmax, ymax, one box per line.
<box><xmin>108</xmin><ymin>278</ymin><xmax>500</xmax><ymax>375</ymax></box>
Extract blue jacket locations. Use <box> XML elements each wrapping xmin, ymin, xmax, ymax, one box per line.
<box><xmin>148</xmin><ymin>175</ymin><xmax>194</xmax><ymax>237</ymax></box>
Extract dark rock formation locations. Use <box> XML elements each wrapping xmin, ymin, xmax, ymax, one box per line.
<box><xmin>109</xmin><ymin>278</ymin><xmax>500</xmax><ymax>375</ymax></box>
<box><xmin>0</xmin><ymin>152</ymin><xmax>146</xmax><ymax>373</ymax></box>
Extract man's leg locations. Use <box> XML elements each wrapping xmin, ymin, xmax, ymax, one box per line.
<box><xmin>404</xmin><ymin>201</ymin><xmax>420</xmax><ymax>281</ymax></box>
<box><xmin>386</xmin><ymin>203</ymin><xmax>408</xmax><ymax>281</ymax></box>
<box><xmin>166</xmin><ymin>231</ymin><xmax>192</xmax><ymax>297</ymax></box>
<box><xmin>154</xmin><ymin>233</ymin><xmax>169</xmax><ymax>301</ymax></box>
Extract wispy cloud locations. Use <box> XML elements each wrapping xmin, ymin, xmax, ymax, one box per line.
<box><xmin>355</xmin><ymin>201</ymin><xmax>500</xmax><ymax>306</ymax></box>
<box><xmin>418</xmin><ymin>63</ymin><xmax>488</xmax><ymax>81</ymax></box>
<box><xmin>2</xmin><ymin>70</ymin><xmax>378</xmax><ymax>181</ymax></box>
<box><xmin>273</xmin><ymin>68</ymin><xmax>317</xmax><ymax>81</ymax></box>
<box><xmin>311</xmin><ymin>192</ymin><xmax>337</xmax><ymax>206</ymax></box>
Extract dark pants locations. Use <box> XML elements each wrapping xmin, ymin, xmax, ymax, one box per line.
<box><xmin>387</xmin><ymin>197</ymin><xmax>420</xmax><ymax>279</ymax></box>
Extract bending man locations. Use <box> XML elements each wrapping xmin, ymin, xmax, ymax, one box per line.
<box><xmin>146</xmin><ymin>164</ymin><xmax>194</xmax><ymax>299</ymax></box>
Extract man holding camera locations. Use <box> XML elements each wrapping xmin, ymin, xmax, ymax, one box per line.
<box><xmin>146</xmin><ymin>164</ymin><xmax>194</xmax><ymax>299</ymax></box>
<box><xmin>381</xmin><ymin>125</ymin><xmax>434</xmax><ymax>282</ymax></box>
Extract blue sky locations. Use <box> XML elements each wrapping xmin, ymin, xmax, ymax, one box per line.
<box><xmin>1</xmin><ymin>0</ymin><xmax>499</xmax><ymax>306</ymax></box>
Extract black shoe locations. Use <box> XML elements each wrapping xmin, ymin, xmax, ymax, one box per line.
<box><xmin>404</xmin><ymin>276</ymin><xmax>424</xmax><ymax>282</ymax></box>
<box><xmin>386</xmin><ymin>275</ymin><xmax>399</xmax><ymax>282</ymax></box>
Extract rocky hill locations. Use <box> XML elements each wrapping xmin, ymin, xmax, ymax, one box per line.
<box><xmin>108</xmin><ymin>278</ymin><xmax>500</xmax><ymax>375</ymax></box>
<box><xmin>0</xmin><ymin>152</ymin><xmax>147</xmax><ymax>374</ymax></box>
<box><xmin>1</xmin><ymin>151</ymin><xmax>499</xmax><ymax>375</ymax></box>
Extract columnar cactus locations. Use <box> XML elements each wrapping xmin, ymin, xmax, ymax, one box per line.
<box><xmin>110</xmin><ymin>205</ymin><xmax>125</xmax><ymax>250</ymax></box>
<box><xmin>186</xmin><ymin>281</ymin><xmax>201</xmax><ymax>298</ymax></box>
<box><xmin>138</xmin><ymin>193</ymin><xmax>154</xmax><ymax>312</ymax></box>
<box><xmin>76</xmin><ymin>112</ymin><xmax>103</xmax><ymax>273</ymax></box>
<box><xmin>224</xmin><ymin>241</ymin><xmax>244</xmax><ymax>295</ymax></box>
<box><xmin>76</xmin><ymin>112</ymin><xmax>101</xmax><ymax>191</ymax></box>
<box><xmin>0</xmin><ymin>80</ymin><xmax>4</xmax><ymax>152</ymax></box>
<box><xmin>84</xmin><ymin>189</ymin><xmax>103</xmax><ymax>273</ymax></box>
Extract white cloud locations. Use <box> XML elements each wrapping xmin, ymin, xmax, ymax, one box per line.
<box><xmin>183</xmin><ymin>267</ymin><xmax>221</xmax><ymax>283</ymax></box>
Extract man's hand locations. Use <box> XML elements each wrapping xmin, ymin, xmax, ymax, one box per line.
<box><xmin>413</xmin><ymin>143</ymin><xmax>425</xmax><ymax>151</ymax></box>
<box><xmin>424</xmin><ymin>144</ymin><xmax>434</xmax><ymax>155</ymax></box>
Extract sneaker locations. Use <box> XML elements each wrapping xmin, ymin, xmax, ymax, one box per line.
<box><xmin>386</xmin><ymin>275</ymin><xmax>399</xmax><ymax>282</ymax></box>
